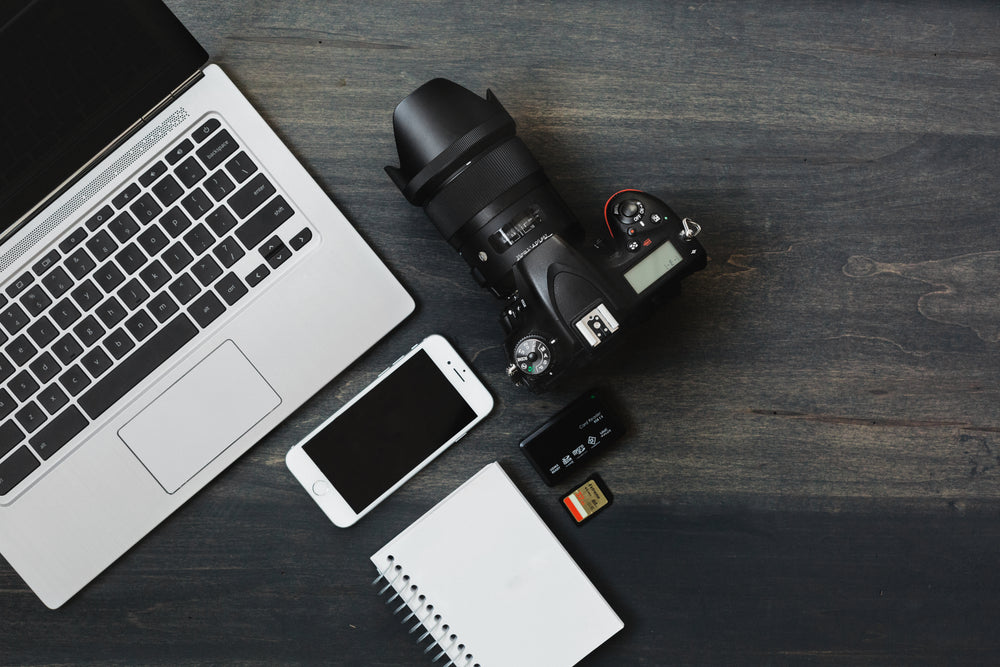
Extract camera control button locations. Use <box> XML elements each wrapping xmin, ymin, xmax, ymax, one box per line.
<box><xmin>627</xmin><ymin>240</ymin><xmax>641</xmax><ymax>252</ymax></box>
<box><xmin>619</xmin><ymin>201</ymin><xmax>640</xmax><ymax>218</ymax></box>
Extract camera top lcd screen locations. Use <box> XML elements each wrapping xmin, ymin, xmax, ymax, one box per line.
<box><xmin>302</xmin><ymin>350</ymin><xmax>476</xmax><ymax>513</ymax></box>
<box><xmin>623</xmin><ymin>241</ymin><xmax>684</xmax><ymax>294</ymax></box>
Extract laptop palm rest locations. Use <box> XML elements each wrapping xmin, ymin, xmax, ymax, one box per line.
<box><xmin>118</xmin><ymin>340</ymin><xmax>281</xmax><ymax>494</ymax></box>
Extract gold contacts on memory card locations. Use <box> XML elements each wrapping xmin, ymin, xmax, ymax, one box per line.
<box><xmin>562</xmin><ymin>474</ymin><xmax>612</xmax><ymax>524</ymax></box>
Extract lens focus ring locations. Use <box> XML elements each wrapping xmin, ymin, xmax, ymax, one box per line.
<box><xmin>424</xmin><ymin>137</ymin><xmax>541</xmax><ymax>244</ymax></box>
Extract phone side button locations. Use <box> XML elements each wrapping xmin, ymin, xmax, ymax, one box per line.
<box><xmin>312</xmin><ymin>480</ymin><xmax>333</xmax><ymax>496</ymax></box>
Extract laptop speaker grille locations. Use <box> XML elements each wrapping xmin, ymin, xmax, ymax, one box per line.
<box><xmin>0</xmin><ymin>108</ymin><xmax>190</xmax><ymax>273</ymax></box>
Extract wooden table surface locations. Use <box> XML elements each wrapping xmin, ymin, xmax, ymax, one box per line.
<box><xmin>4</xmin><ymin>1</ymin><xmax>1000</xmax><ymax>664</ymax></box>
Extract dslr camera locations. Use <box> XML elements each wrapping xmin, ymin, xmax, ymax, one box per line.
<box><xmin>386</xmin><ymin>79</ymin><xmax>706</xmax><ymax>391</ymax></box>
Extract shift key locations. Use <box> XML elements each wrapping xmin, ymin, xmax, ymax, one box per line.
<box><xmin>235</xmin><ymin>196</ymin><xmax>293</xmax><ymax>249</ymax></box>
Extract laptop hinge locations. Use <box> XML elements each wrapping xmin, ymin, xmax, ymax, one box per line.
<box><xmin>6</xmin><ymin>69</ymin><xmax>207</xmax><ymax>243</ymax></box>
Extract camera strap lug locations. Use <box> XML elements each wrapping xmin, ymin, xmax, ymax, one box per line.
<box><xmin>680</xmin><ymin>218</ymin><xmax>701</xmax><ymax>240</ymax></box>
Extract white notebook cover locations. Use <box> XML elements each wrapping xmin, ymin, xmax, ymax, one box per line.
<box><xmin>370</xmin><ymin>462</ymin><xmax>624</xmax><ymax>667</ymax></box>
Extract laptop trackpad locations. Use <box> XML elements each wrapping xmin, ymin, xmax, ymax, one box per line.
<box><xmin>119</xmin><ymin>341</ymin><xmax>281</xmax><ymax>494</ymax></box>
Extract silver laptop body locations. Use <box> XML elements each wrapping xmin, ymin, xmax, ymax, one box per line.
<box><xmin>0</xmin><ymin>3</ymin><xmax>414</xmax><ymax>608</ymax></box>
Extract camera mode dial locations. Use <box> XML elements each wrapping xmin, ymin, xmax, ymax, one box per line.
<box><xmin>513</xmin><ymin>336</ymin><xmax>552</xmax><ymax>375</ymax></box>
<box><xmin>615</xmin><ymin>199</ymin><xmax>645</xmax><ymax>225</ymax></box>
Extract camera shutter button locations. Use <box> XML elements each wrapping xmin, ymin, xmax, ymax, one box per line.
<box><xmin>619</xmin><ymin>200</ymin><xmax>640</xmax><ymax>220</ymax></box>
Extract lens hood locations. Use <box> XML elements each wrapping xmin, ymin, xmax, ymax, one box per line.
<box><xmin>385</xmin><ymin>78</ymin><xmax>516</xmax><ymax>205</ymax></box>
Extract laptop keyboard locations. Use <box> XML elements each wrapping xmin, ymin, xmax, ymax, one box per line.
<box><xmin>0</xmin><ymin>116</ymin><xmax>314</xmax><ymax>498</ymax></box>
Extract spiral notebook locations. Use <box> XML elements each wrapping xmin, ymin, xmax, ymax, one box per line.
<box><xmin>370</xmin><ymin>462</ymin><xmax>624</xmax><ymax>667</ymax></box>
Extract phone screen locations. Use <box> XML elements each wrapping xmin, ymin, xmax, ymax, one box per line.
<box><xmin>302</xmin><ymin>350</ymin><xmax>476</xmax><ymax>512</ymax></box>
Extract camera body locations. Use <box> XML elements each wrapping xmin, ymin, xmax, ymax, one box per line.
<box><xmin>386</xmin><ymin>79</ymin><xmax>706</xmax><ymax>390</ymax></box>
<box><xmin>498</xmin><ymin>189</ymin><xmax>706</xmax><ymax>389</ymax></box>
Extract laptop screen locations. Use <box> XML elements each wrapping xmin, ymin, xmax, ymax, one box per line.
<box><xmin>0</xmin><ymin>0</ymin><xmax>207</xmax><ymax>236</ymax></box>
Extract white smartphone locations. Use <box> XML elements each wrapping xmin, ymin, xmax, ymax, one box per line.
<box><xmin>285</xmin><ymin>335</ymin><xmax>494</xmax><ymax>527</ymax></box>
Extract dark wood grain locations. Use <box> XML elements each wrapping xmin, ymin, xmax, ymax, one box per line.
<box><xmin>3</xmin><ymin>1</ymin><xmax>1000</xmax><ymax>664</ymax></box>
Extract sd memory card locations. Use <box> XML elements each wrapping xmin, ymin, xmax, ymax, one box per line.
<box><xmin>519</xmin><ymin>388</ymin><xmax>624</xmax><ymax>485</ymax></box>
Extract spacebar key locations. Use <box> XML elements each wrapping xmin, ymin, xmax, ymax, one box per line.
<box><xmin>78</xmin><ymin>315</ymin><xmax>199</xmax><ymax>420</ymax></box>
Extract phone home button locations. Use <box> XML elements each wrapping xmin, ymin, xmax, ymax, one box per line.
<box><xmin>312</xmin><ymin>480</ymin><xmax>333</xmax><ymax>496</ymax></box>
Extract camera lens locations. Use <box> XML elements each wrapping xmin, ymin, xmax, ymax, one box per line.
<box><xmin>386</xmin><ymin>79</ymin><xmax>577</xmax><ymax>296</ymax></box>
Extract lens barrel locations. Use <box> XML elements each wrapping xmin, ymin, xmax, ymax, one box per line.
<box><xmin>386</xmin><ymin>79</ymin><xmax>576</xmax><ymax>295</ymax></box>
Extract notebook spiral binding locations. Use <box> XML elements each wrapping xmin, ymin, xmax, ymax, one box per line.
<box><xmin>373</xmin><ymin>555</ymin><xmax>481</xmax><ymax>667</ymax></box>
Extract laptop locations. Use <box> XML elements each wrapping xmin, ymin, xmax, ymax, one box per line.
<box><xmin>0</xmin><ymin>0</ymin><xmax>414</xmax><ymax>608</ymax></box>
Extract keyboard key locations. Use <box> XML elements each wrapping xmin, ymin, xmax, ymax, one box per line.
<box><xmin>71</xmin><ymin>279</ymin><xmax>102</xmax><ymax>312</ymax></box>
<box><xmin>138</xmin><ymin>224</ymin><xmax>170</xmax><ymax>256</ymax></box>
<box><xmin>58</xmin><ymin>227</ymin><xmax>89</xmax><ymax>254</ymax></box>
<box><xmin>73</xmin><ymin>315</ymin><xmax>106</xmax><ymax>347</ymax></box>
<box><xmin>65</xmin><ymin>247</ymin><xmax>97</xmax><ymax>280</ymax></box>
<box><xmin>212</xmin><ymin>237</ymin><xmax>244</xmax><ymax>268</ymax></box>
<box><xmin>20</xmin><ymin>285</ymin><xmax>51</xmax><ymax>317</ymax></box>
<box><xmin>229</xmin><ymin>174</ymin><xmax>276</xmax><ymax>219</ymax></box>
<box><xmin>190</xmin><ymin>291</ymin><xmax>226</xmax><ymax>328</ymax></box>
<box><xmin>197</xmin><ymin>129</ymin><xmax>238</xmax><ymax>170</ymax></box>
<box><xmin>0</xmin><ymin>446</ymin><xmax>38</xmax><ymax>496</ymax></box>
<box><xmin>139</xmin><ymin>259</ymin><xmax>170</xmax><ymax>292</ymax></box>
<box><xmin>0</xmin><ymin>303</ymin><xmax>30</xmax><ymax>335</ymax></box>
<box><xmin>26</xmin><ymin>316</ymin><xmax>58</xmax><ymax>348</ymax></box>
<box><xmin>94</xmin><ymin>263</ymin><xmax>126</xmax><ymax>293</ymax></box>
<box><xmin>0</xmin><ymin>389</ymin><xmax>16</xmax><ymax>421</ymax></box>
<box><xmin>124</xmin><ymin>311</ymin><xmax>156</xmax><ymax>342</ymax></box>
<box><xmin>0</xmin><ymin>354</ymin><xmax>15</xmax><ymax>384</ymax></box>
<box><xmin>9</xmin><ymin>371</ymin><xmax>39</xmax><ymax>402</ymax></box>
<box><xmin>41</xmin><ymin>267</ymin><xmax>73</xmax><ymax>300</ymax></box>
<box><xmin>204</xmin><ymin>171</ymin><xmax>234</xmax><ymax>201</ymax></box>
<box><xmin>224</xmin><ymin>151</ymin><xmax>257</xmax><ymax>183</ymax></box>
<box><xmin>192</xmin><ymin>255</ymin><xmax>223</xmax><ymax>286</ymax></box>
<box><xmin>192</xmin><ymin>118</ymin><xmax>221</xmax><ymax>143</ymax></box>
<box><xmin>130</xmin><ymin>193</ymin><xmax>162</xmax><ymax>225</ymax></box>
<box><xmin>85</xmin><ymin>204</ymin><xmax>114</xmax><ymax>231</ymax></box>
<box><xmin>115</xmin><ymin>242</ymin><xmax>147</xmax><ymax>275</ymax></box>
<box><xmin>103</xmin><ymin>328</ymin><xmax>135</xmax><ymax>360</ymax></box>
<box><xmin>184</xmin><ymin>223</ymin><xmax>215</xmax><ymax>255</ymax></box>
<box><xmin>165</xmin><ymin>138</ymin><xmax>193</xmax><ymax>165</ymax></box>
<box><xmin>29</xmin><ymin>352</ymin><xmax>59</xmax><ymax>384</ymax></box>
<box><xmin>259</xmin><ymin>235</ymin><xmax>283</xmax><ymax>258</ymax></box>
<box><xmin>32</xmin><ymin>249</ymin><xmax>61</xmax><ymax>277</ymax></box>
<box><xmin>78</xmin><ymin>314</ymin><xmax>198</xmax><ymax>420</ymax></box>
<box><xmin>163</xmin><ymin>242</ymin><xmax>194</xmax><ymax>273</ymax></box>
<box><xmin>108</xmin><ymin>212</ymin><xmax>141</xmax><ymax>243</ymax></box>
<box><xmin>181</xmin><ymin>188</ymin><xmax>213</xmax><ymax>220</ymax></box>
<box><xmin>29</xmin><ymin>406</ymin><xmax>88</xmax><ymax>461</ymax></box>
<box><xmin>148</xmin><ymin>292</ymin><xmax>179</xmax><ymax>323</ymax></box>
<box><xmin>95</xmin><ymin>297</ymin><xmax>128</xmax><ymax>328</ymax></box>
<box><xmin>50</xmin><ymin>298</ymin><xmax>82</xmax><ymax>330</ymax></box>
<box><xmin>0</xmin><ymin>418</ymin><xmax>23</xmax><ymax>457</ymax></box>
<box><xmin>5</xmin><ymin>271</ymin><xmax>34</xmax><ymax>299</ymax></box>
<box><xmin>86</xmin><ymin>230</ymin><xmax>118</xmax><ymax>263</ymax></box>
<box><xmin>111</xmin><ymin>183</ymin><xmax>141</xmax><ymax>210</ymax></box>
<box><xmin>216</xmin><ymin>273</ymin><xmax>248</xmax><ymax>306</ymax></box>
<box><xmin>117</xmin><ymin>279</ymin><xmax>150</xmax><ymax>310</ymax></box>
<box><xmin>245</xmin><ymin>264</ymin><xmax>269</xmax><ymax>287</ymax></box>
<box><xmin>175</xmin><ymin>156</ymin><xmax>206</xmax><ymax>189</ymax></box>
<box><xmin>6</xmin><ymin>335</ymin><xmax>37</xmax><ymax>366</ymax></box>
<box><xmin>152</xmin><ymin>173</ymin><xmax>184</xmax><ymax>206</ymax></box>
<box><xmin>266</xmin><ymin>243</ymin><xmax>292</xmax><ymax>269</ymax></box>
<box><xmin>168</xmin><ymin>273</ymin><xmax>201</xmax><ymax>305</ymax></box>
<box><xmin>15</xmin><ymin>402</ymin><xmax>46</xmax><ymax>434</ymax></box>
<box><xmin>205</xmin><ymin>207</ymin><xmax>238</xmax><ymax>236</ymax></box>
<box><xmin>81</xmin><ymin>348</ymin><xmax>113</xmax><ymax>378</ymax></box>
<box><xmin>160</xmin><ymin>206</ymin><xmax>192</xmax><ymax>238</ymax></box>
<box><xmin>37</xmin><ymin>384</ymin><xmax>69</xmax><ymax>415</ymax></box>
<box><xmin>235</xmin><ymin>196</ymin><xmax>293</xmax><ymax>249</ymax></box>
<box><xmin>289</xmin><ymin>227</ymin><xmax>313</xmax><ymax>251</ymax></box>
<box><xmin>59</xmin><ymin>365</ymin><xmax>91</xmax><ymax>397</ymax></box>
<box><xmin>138</xmin><ymin>160</ymin><xmax>167</xmax><ymax>187</ymax></box>
<box><xmin>52</xmin><ymin>334</ymin><xmax>84</xmax><ymax>365</ymax></box>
